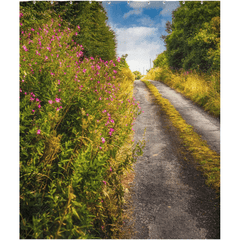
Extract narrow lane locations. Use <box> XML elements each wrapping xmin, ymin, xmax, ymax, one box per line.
<box><xmin>130</xmin><ymin>80</ymin><xmax>220</xmax><ymax>239</ymax></box>
<box><xmin>148</xmin><ymin>80</ymin><xmax>220</xmax><ymax>154</ymax></box>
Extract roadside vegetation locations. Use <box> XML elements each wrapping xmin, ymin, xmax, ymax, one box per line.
<box><xmin>142</xmin><ymin>80</ymin><xmax>220</xmax><ymax>196</ymax></box>
<box><xmin>20</xmin><ymin>2</ymin><xmax>145</xmax><ymax>239</ymax></box>
<box><xmin>142</xmin><ymin>1</ymin><xmax>220</xmax><ymax>195</ymax></box>
<box><xmin>142</xmin><ymin>67</ymin><xmax>220</xmax><ymax>118</ymax></box>
<box><xmin>143</xmin><ymin>1</ymin><xmax>220</xmax><ymax>118</ymax></box>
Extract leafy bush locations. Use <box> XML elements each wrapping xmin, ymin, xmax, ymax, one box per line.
<box><xmin>164</xmin><ymin>1</ymin><xmax>220</xmax><ymax>73</ymax></box>
<box><xmin>183</xmin><ymin>16</ymin><xmax>220</xmax><ymax>72</ymax></box>
<box><xmin>133</xmin><ymin>71</ymin><xmax>143</xmax><ymax>80</ymax></box>
<box><xmin>20</xmin><ymin>9</ymin><xmax>145</xmax><ymax>239</ymax></box>
<box><xmin>153</xmin><ymin>51</ymin><xmax>169</xmax><ymax>69</ymax></box>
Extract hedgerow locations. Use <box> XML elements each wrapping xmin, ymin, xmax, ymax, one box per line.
<box><xmin>20</xmin><ymin>9</ymin><xmax>145</xmax><ymax>239</ymax></box>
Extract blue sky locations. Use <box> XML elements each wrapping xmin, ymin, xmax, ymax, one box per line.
<box><xmin>101</xmin><ymin>1</ymin><xmax>180</xmax><ymax>74</ymax></box>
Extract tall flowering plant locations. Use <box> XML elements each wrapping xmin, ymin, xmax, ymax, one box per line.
<box><xmin>20</xmin><ymin>8</ymin><xmax>145</xmax><ymax>239</ymax></box>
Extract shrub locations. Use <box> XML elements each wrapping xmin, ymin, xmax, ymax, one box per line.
<box><xmin>153</xmin><ymin>51</ymin><xmax>169</xmax><ymax>69</ymax></box>
<box><xmin>133</xmin><ymin>71</ymin><xmax>143</xmax><ymax>80</ymax></box>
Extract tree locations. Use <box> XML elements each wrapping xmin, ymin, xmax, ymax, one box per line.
<box><xmin>153</xmin><ymin>51</ymin><xmax>169</xmax><ymax>69</ymax></box>
<box><xmin>162</xmin><ymin>1</ymin><xmax>220</xmax><ymax>72</ymax></box>
<box><xmin>20</xmin><ymin>1</ymin><xmax>117</xmax><ymax>61</ymax></box>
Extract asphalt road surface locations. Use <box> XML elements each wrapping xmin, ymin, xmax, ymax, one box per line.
<box><xmin>129</xmin><ymin>80</ymin><xmax>220</xmax><ymax>239</ymax></box>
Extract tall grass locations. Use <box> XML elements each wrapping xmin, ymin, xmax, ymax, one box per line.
<box><xmin>20</xmin><ymin>10</ymin><xmax>145</xmax><ymax>239</ymax></box>
<box><xmin>142</xmin><ymin>67</ymin><xmax>220</xmax><ymax>118</ymax></box>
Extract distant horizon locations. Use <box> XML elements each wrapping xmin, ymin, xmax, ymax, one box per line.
<box><xmin>102</xmin><ymin>1</ymin><xmax>180</xmax><ymax>75</ymax></box>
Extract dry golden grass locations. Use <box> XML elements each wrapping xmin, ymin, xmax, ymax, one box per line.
<box><xmin>142</xmin><ymin>67</ymin><xmax>220</xmax><ymax>118</ymax></box>
<box><xmin>142</xmin><ymin>80</ymin><xmax>220</xmax><ymax>195</ymax></box>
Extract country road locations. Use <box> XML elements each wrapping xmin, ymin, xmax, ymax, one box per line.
<box><xmin>127</xmin><ymin>80</ymin><xmax>220</xmax><ymax>239</ymax></box>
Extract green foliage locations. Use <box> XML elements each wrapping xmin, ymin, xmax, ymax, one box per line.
<box><xmin>118</xmin><ymin>54</ymin><xmax>130</xmax><ymax>70</ymax></box>
<box><xmin>153</xmin><ymin>51</ymin><xmax>169</xmax><ymax>69</ymax></box>
<box><xmin>133</xmin><ymin>71</ymin><xmax>143</xmax><ymax>80</ymax></box>
<box><xmin>20</xmin><ymin>8</ymin><xmax>145</xmax><ymax>239</ymax></box>
<box><xmin>20</xmin><ymin>1</ymin><xmax>117</xmax><ymax>61</ymax></box>
<box><xmin>164</xmin><ymin>1</ymin><xmax>220</xmax><ymax>72</ymax></box>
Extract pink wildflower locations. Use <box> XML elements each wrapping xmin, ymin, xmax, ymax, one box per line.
<box><xmin>48</xmin><ymin>100</ymin><xmax>53</xmax><ymax>104</ymax></box>
<box><xmin>37</xmin><ymin>129</ymin><xmax>41</xmax><ymax>135</ymax></box>
<box><xmin>102</xmin><ymin>180</ymin><xmax>106</xmax><ymax>185</ymax></box>
<box><xmin>38</xmin><ymin>104</ymin><xmax>41</xmax><ymax>108</ymax></box>
<box><xmin>101</xmin><ymin>137</ymin><xmax>105</xmax><ymax>143</ymax></box>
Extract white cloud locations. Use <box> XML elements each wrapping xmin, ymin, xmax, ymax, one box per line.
<box><xmin>114</xmin><ymin>27</ymin><xmax>165</xmax><ymax>74</ymax></box>
<box><xmin>159</xmin><ymin>1</ymin><xmax>180</xmax><ymax>16</ymax></box>
<box><xmin>136</xmin><ymin>16</ymin><xmax>154</xmax><ymax>26</ymax></box>
<box><xmin>123</xmin><ymin>8</ymin><xmax>143</xmax><ymax>18</ymax></box>
<box><xmin>128</xmin><ymin>1</ymin><xmax>180</xmax><ymax>17</ymax></box>
<box><xmin>129</xmin><ymin>1</ymin><xmax>149</xmax><ymax>9</ymax></box>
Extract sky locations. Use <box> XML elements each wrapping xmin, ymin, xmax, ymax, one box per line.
<box><xmin>101</xmin><ymin>0</ymin><xmax>180</xmax><ymax>75</ymax></box>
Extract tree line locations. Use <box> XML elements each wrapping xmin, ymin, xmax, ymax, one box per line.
<box><xmin>154</xmin><ymin>1</ymin><xmax>220</xmax><ymax>73</ymax></box>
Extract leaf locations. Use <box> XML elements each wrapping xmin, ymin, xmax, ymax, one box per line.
<box><xmin>72</xmin><ymin>207</ymin><xmax>80</xmax><ymax>220</ymax></box>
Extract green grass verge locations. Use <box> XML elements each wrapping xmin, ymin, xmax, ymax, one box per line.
<box><xmin>142</xmin><ymin>80</ymin><xmax>220</xmax><ymax>195</ymax></box>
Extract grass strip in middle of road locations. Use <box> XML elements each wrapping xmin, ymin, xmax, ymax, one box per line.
<box><xmin>142</xmin><ymin>80</ymin><xmax>220</xmax><ymax>195</ymax></box>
